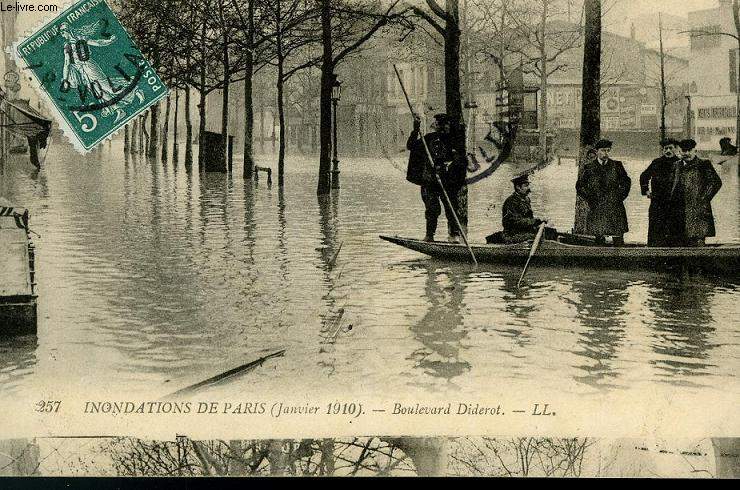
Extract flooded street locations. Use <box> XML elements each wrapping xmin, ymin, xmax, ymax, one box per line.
<box><xmin>0</xmin><ymin>143</ymin><xmax>739</xmax><ymax>401</ymax></box>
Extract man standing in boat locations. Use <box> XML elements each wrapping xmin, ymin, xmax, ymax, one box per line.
<box><xmin>673</xmin><ymin>139</ymin><xmax>722</xmax><ymax>246</ymax></box>
<box><xmin>498</xmin><ymin>174</ymin><xmax>553</xmax><ymax>243</ymax></box>
<box><xmin>406</xmin><ymin>113</ymin><xmax>464</xmax><ymax>242</ymax></box>
<box><xmin>576</xmin><ymin>139</ymin><xmax>631</xmax><ymax>246</ymax></box>
<box><xmin>639</xmin><ymin>138</ymin><xmax>683</xmax><ymax>246</ymax></box>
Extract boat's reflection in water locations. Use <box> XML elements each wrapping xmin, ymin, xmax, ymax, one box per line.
<box><xmin>391</xmin><ymin>259</ymin><xmax>735</xmax><ymax>394</ymax></box>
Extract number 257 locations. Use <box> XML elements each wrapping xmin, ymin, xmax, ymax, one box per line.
<box><xmin>35</xmin><ymin>401</ymin><xmax>61</xmax><ymax>413</ymax></box>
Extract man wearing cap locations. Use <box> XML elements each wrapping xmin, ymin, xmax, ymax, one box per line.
<box><xmin>499</xmin><ymin>174</ymin><xmax>550</xmax><ymax>243</ymax></box>
<box><xmin>639</xmin><ymin>138</ymin><xmax>683</xmax><ymax>246</ymax></box>
<box><xmin>673</xmin><ymin>139</ymin><xmax>722</xmax><ymax>246</ymax></box>
<box><xmin>406</xmin><ymin>113</ymin><xmax>465</xmax><ymax>242</ymax></box>
<box><xmin>576</xmin><ymin>139</ymin><xmax>631</xmax><ymax>246</ymax></box>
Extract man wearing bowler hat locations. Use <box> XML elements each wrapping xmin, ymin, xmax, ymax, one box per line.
<box><xmin>576</xmin><ymin>139</ymin><xmax>631</xmax><ymax>246</ymax></box>
<box><xmin>673</xmin><ymin>138</ymin><xmax>722</xmax><ymax>246</ymax></box>
<box><xmin>639</xmin><ymin>138</ymin><xmax>684</xmax><ymax>246</ymax></box>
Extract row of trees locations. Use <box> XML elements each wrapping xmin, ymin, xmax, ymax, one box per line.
<box><xmin>114</xmin><ymin>0</ymin><xmax>424</xmax><ymax>193</ymax></box>
<box><xmin>115</xmin><ymin>0</ymin><xmax>539</xmax><ymax>195</ymax></box>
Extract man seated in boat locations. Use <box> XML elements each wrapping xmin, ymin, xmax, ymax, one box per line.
<box><xmin>486</xmin><ymin>174</ymin><xmax>556</xmax><ymax>244</ymax></box>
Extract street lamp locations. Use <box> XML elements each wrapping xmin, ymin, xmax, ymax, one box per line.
<box><xmin>331</xmin><ymin>76</ymin><xmax>342</xmax><ymax>189</ymax></box>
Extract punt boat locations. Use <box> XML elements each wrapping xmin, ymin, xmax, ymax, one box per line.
<box><xmin>380</xmin><ymin>234</ymin><xmax>740</xmax><ymax>277</ymax></box>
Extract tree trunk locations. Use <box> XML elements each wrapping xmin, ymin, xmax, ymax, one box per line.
<box><xmin>148</xmin><ymin>100</ymin><xmax>159</xmax><ymax>157</ymax></box>
<box><xmin>444</xmin><ymin>0</ymin><xmax>464</xmax><ymax>144</ymax></box>
<box><xmin>385</xmin><ymin>437</ymin><xmax>448</xmax><ymax>476</ymax></box>
<box><xmin>320</xmin><ymin>439</ymin><xmax>335</xmax><ymax>475</ymax></box>
<box><xmin>243</xmin><ymin>0</ymin><xmax>255</xmax><ymax>178</ymax></box>
<box><xmin>173</xmin><ymin>89</ymin><xmax>179</xmax><ymax>163</ymax></box>
<box><xmin>131</xmin><ymin>118</ymin><xmax>138</xmax><ymax>154</ymax></box>
<box><xmin>221</xmin><ymin>33</ymin><xmax>230</xmax><ymax>169</ymax></box>
<box><xmin>142</xmin><ymin>112</ymin><xmax>150</xmax><ymax>154</ymax></box>
<box><xmin>198</xmin><ymin>19</ymin><xmax>208</xmax><ymax>171</ymax></box>
<box><xmin>659</xmin><ymin>12</ymin><xmax>667</xmax><ymax>142</ymax></box>
<box><xmin>260</xmin><ymin>102</ymin><xmax>265</xmax><ymax>152</ymax></box>
<box><xmin>185</xmin><ymin>85</ymin><xmax>193</xmax><ymax>167</ymax></box>
<box><xmin>539</xmin><ymin>0</ymin><xmax>549</xmax><ymax>163</ymax></box>
<box><xmin>276</xmin><ymin>0</ymin><xmax>286</xmax><ymax>186</ymax></box>
<box><xmin>198</xmin><ymin>87</ymin><xmax>207</xmax><ymax>171</ymax></box>
<box><xmin>444</xmin><ymin>0</ymin><xmax>467</xmax><ymax>233</ymax></box>
<box><xmin>574</xmin><ymin>0</ymin><xmax>601</xmax><ymax>234</ymax></box>
<box><xmin>124</xmin><ymin>124</ymin><xmax>130</xmax><ymax>154</ymax></box>
<box><xmin>733</xmin><ymin>0</ymin><xmax>740</xmax><ymax>168</ymax></box>
<box><xmin>267</xmin><ymin>440</ymin><xmax>286</xmax><ymax>475</ymax></box>
<box><xmin>317</xmin><ymin>0</ymin><xmax>333</xmax><ymax>195</ymax></box>
<box><xmin>162</xmin><ymin>94</ymin><xmax>171</xmax><ymax>162</ymax></box>
<box><xmin>277</xmin><ymin>74</ymin><xmax>286</xmax><ymax>186</ymax></box>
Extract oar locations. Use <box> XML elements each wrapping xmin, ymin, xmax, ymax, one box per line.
<box><xmin>393</xmin><ymin>64</ymin><xmax>477</xmax><ymax>266</ymax></box>
<box><xmin>516</xmin><ymin>222</ymin><xmax>546</xmax><ymax>289</ymax></box>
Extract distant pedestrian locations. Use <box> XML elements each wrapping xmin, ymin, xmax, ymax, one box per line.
<box><xmin>674</xmin><ymin>139</ymin><xmax>722</xmax><ymax>246</ymax></box>
<box><xmin>639</xmin><ymin>138</ymin><xmax>683</xmax><ymax>246</ymax></box>
<box><xmin>576</xmin><ymin>139</ymin><xmax>631</xmax><ymax>246</ymax></box>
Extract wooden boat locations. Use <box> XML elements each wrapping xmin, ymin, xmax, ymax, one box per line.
<box><xmin>0</xmin><ymin>198</ymin><xmax>37</xmax><ymax>335</ymax></box>
<box><xmin>379</xmin><ymin>234</ymin><xmax>740</xmax><ymax>276</ymax></box>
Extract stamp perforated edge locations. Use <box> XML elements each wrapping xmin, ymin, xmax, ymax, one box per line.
<box><xmin>9</xmin><ymin>0</ymin><xmax>169</xmax><ymax>154</ymax></box>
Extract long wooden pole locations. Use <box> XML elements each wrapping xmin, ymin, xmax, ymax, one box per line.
<box><xmin>393</xmin><ymin>65</ymin><xmax>477</xmax><ymax>266</ymax></box>
<box><xmin>517</xmin><ymin>221</ymin><xmax>546</xmax><ymax>288</ymax></box>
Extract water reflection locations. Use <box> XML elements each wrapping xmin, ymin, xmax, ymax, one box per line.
<box><xmin>645</xmin><ymin>277</ymin><xmax>717</xmax><ymax>383</ymax></box>
<box><xmin>406</xmin><ymin>262</ymin><xmax>471</xmax><ymax>382</ymax></box>
<box><xmin>0</xmin><ymin>335</ymin><xmax>37</xmax><ymax>395</ymax></box>
<box><xmin>570</xmin><ymin>276</ymin><xmax>629</xmax><ymax>390</ymax></box>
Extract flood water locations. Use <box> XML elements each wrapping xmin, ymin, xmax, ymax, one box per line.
<box><xmin>0</xmin><ymin>142</ymin><xmax>738</xmax><ymax>402</ymax></box>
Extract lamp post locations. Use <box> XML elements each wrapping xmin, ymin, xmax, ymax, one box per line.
<box><xmin>331</xmin><ymin>76</ymin><xmax>342</xmax><ymax>189</ymax></box>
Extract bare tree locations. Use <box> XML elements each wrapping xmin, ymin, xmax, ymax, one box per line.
<box><xmin>105</xmin><ymin>436</ymin><xmax>420</xmax><ymax>476</ymax></box>
<box><xmin>501</xmin><ymin>0</ymin><xmax>581</xmax><ymax>163</ymax></box>
<box><xmin>316</xmin><ymin>0</ymin><xmax>410</xmax><ymax>195</ymax></box>
<box><xmin>262</xmin><ymin>0</ymin><xmax>323</xmax><ymax>185</ymax></box>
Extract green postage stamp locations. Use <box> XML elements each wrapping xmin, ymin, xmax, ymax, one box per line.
<box><xmin>14</xmin><ymin>0</ymin><xmax>167</xmax><ymax>152</ymax></box>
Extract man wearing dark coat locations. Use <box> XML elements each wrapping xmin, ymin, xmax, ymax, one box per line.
<box><xmin>576</xmin><ymin>139</ymin><xmax>631</xmax><ymax>246</ymax></box>
<box><xmin>639</xmin><ymin>138</ymin><xmax>683</xmax><ymax>246</ymax></box>
<box><xmin>500</xmin><ymin>174</ymin><xmax>550</xmax><ymax>243</ymax></box>
<box><xmin>406</xmin><ymin>113</ymin><xmax>465</xmax><ymax>242</ymax></box>
<box><xmin>674</xmin><ymin>139</ymin><xmax>723</xmax><ymax>246</ymax></box>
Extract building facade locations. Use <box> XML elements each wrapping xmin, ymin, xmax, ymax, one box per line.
<box><xmin>688</xmin><ymin>0</ymin><xmax>739</xmax><ymax>151</ymax></box>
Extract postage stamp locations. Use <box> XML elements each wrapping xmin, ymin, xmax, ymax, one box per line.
<box><xmin>13</xmin><ymin>0</ymin><xmax>167</xmax><ymax>152</ymax></box>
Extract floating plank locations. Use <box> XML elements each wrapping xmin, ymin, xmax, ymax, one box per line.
<box><xmin>165</xmin><ymin>350</ymin><xmax>286</xmax><ymax>398</ymax></box>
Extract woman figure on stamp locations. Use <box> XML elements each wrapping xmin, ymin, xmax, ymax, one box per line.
<box><xmin>60</xmin><ymin>21</ymin><xmax>143</xmax><ymax>123</ymax></box>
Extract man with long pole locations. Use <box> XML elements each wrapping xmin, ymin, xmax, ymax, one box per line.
<box><xmin>394</xmin><ymin>65</ymin><xmax>477</xmax><ymax>265</ymax></box>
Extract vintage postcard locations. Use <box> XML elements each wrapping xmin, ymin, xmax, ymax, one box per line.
<box><xmin>0</xmin><ymin>0</ymin><xmax>738</xmax><ymax>478</ymax></box>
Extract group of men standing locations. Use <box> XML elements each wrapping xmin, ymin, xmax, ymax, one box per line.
<box><xmin>638</xmin><ymin>138</ymin><xmax>723</xmax><ymax>247</ymax></box>
<box><xmin>406</xmin><ymin>114</ymin><xmax>724</xmax><ymax>247</ymax></box>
